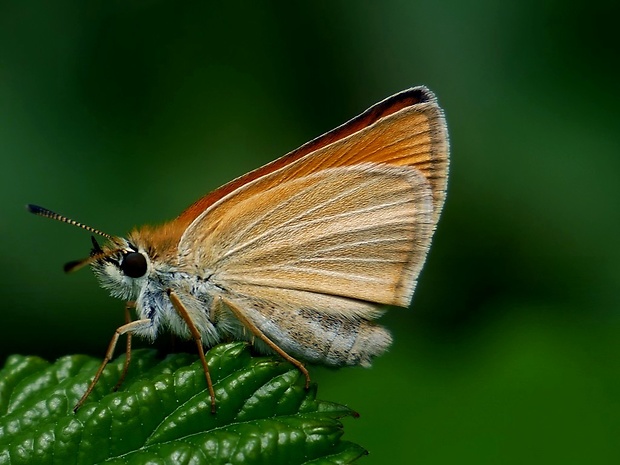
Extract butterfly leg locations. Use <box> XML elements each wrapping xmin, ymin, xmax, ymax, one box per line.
<box><xmin>167</xmin><ymin>289</ymin><xmax>216</xmax><ymax>414</ymax></box>
<box><xmin>113</xmin><ymin>301</ymin><xmax>136</xmax><ymax>392</ymax></box>
<box><xmin>74</xmin><ymin>318</ymin><xmax>152</xmax><ymax>412</ymax></box>
<box><xmin>221</xmin><ymin>295</ymin><xmax>311</xmax><ymax>389</ymax></box>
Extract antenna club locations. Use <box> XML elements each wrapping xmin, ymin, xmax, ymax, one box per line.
<box><xmin>27</xmin><ymin>204</ymin><xmax>52</xmax><ymax>216</ymax></box>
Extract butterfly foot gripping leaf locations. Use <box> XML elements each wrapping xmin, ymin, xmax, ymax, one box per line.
<box><xmin>0</xmin><ymin>343</ymin><xmax>367</xmax><ymax>465</ymax></box>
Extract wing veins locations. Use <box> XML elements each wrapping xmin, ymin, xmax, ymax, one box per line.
<box><xmin>219</xmin><ymin>187</ymin><xmax>416</xmax><ymax>263</ymax></box>
<box><xmin>310</xmin><ymin>236</ymin><xmax>411</xmax><ymax>254</ymax></box>
<box><xmin>226</xmin><ymin>265</ymin><xmax>386</xmax><ymax>285</ymax></box>
<box><xmin>337</xmin><ymin>126</ymin><xmax>432</xmax><ymax>166</ymax></box>
<box><xmin>218</xmin><ymin>174</ymin><xmax>381</xmax><ymax>260</ymax></box>
<box><xmin>220</xmin><ymin>220</ymin><xmax>418</xmax><ymax>269</ymax></box>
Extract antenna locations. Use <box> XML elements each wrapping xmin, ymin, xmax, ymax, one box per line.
<box><xmin>27</xmin><ymin>204</ymin><xmax>114</xmax><ymax>240</ymax></box>
<box><xmin>27</xmin><ymin>204</ymin><xmax>123</xmax><ymax>273</ymax></box>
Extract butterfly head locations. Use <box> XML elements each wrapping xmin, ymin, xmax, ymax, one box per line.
<box><xmin>88</xmin><ymin>235</ymin><xmax>151</xmax><ymax>300</ymax></box>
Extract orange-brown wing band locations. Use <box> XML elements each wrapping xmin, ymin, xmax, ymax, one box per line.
<box><xmin>175</xmin><ymin>86</ymin><xmax>448</xmax><ymax>227</ymax></box>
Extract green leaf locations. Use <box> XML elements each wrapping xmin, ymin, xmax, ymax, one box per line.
<box><xmin>0</xmin><ymin>343</ymin><xmax>366</xmax><ymax>465</ymax></box>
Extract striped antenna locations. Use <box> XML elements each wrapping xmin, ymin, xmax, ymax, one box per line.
<box><xmin>27</xmin><ymin>204</ymin><xmax>114</xmax><ymax>240</ymax></box>
<box><xmin>27</xmin><ymin>204</ymin><xmax>123</xmax><ymax>273</ymax></box>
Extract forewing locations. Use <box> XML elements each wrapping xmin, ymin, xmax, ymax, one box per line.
<box><xmin>180</xmin><ymin>164</ymin><xmax>434</xmax><ymax>308</ymax></box>
<box><xmin>176</xmin><ymin>87</ymin><xmax>448</xmax><ymax>227</ymax></box>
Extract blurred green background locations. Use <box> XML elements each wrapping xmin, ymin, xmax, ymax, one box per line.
<box><xmin>2</xmin><ymin>1</ymin><xmax>619</xmax><ymax>463</ymax></box>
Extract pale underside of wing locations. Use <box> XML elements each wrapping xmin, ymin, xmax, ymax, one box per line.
<box><xmin>179</xmin><ymin>164</ymin><xmax>434</xmax><ymax>312</ymax></box>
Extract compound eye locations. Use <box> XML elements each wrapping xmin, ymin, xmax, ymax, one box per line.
<box><xmin>120</xmin><ymin>252</ymin><xmax>147</xmax><ymax>278</ymax></box>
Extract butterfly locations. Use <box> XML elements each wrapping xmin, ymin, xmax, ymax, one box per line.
<box><xmin>28</xmin><ymin>86</ymin><xmax>449</xmax><ymax>412</ymax></box>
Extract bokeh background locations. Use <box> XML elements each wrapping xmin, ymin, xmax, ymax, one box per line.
<box><xmin>2</xmin><ymin>1</ymin><xmax>619</xmax><ymax>463</ymax></box>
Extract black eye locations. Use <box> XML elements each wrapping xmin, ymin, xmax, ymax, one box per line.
<box><xmin>120</xmin><ymin>252</ymin><xmax>147</xmax><ymax>278</ymax></box>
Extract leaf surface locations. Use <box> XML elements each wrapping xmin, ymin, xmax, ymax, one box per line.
<box><xmin>0</xmin><ymin>343</ymin><xmax>366</xmax><ymax>465</ymax></box>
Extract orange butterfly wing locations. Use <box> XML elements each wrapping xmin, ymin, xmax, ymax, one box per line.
<box><xmin>176</xmin><ymin>86</ymin><xmax>448</xmax><ymax>227</ymax></box>
<box><xmin>130</xmin><ymin>87</ymin><xmax>448</xmax><ymax>269</ymax></box>
<box><xmin>173</xmin><ymin>86</ymin><xmax>448</xmax><ymax>310</ymax></box>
